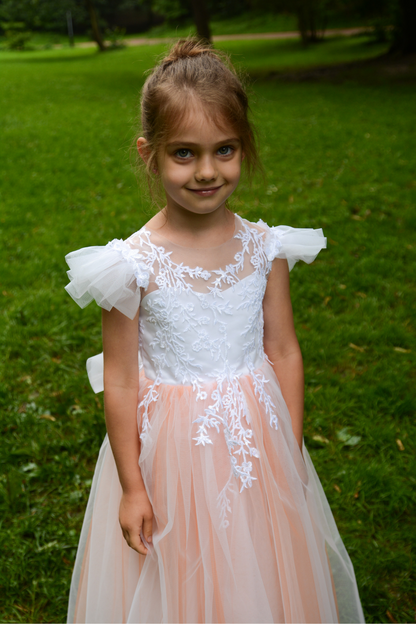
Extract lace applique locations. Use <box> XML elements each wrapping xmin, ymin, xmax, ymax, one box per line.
<box><xmin>261</xmin><ymin>224</ymin><xmax>283</xmax><ymax>263</ymax></box>
<box><xmin>106</xmin><ymin>239</ymin><xmax>152</xmax><ymax>290</ymax></box>
<box><xmin>132</xmin><ymin>219</ymin><xmax>279</xmax><ymax>526</ymax></box>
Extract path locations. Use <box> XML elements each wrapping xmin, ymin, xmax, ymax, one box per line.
<box><xmin>76</xmin><ymin>27</ymin><xmax>367</xmax><ymax>49</ymax></box>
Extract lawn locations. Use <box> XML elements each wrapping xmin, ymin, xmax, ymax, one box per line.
<box><xmin>0</xmin><ymin>37</ymin><xmax>415</xmax><ymax>623</ymax></box>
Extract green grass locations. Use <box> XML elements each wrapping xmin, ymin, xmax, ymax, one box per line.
<box><xmin>0</xmin><ymin>38</ymin><xmax>415</xmax><ymax>623</ymax></box>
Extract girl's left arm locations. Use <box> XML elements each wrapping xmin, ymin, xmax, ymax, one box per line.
<box><xmin>263</xmin><ymin>258</ymin><xmax>304</xmax><ymax>451</ymax></box>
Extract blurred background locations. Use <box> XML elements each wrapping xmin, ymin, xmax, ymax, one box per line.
<box><xmin>0</xmin><ymin>1</ymin><xmax>415</xmax><ymax>622</ymax></box>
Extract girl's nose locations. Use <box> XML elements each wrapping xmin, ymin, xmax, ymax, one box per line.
<box><xmin>195</xmin><ymin>155</ymin><xmax>217</xmax><ymax>182</ymax></box>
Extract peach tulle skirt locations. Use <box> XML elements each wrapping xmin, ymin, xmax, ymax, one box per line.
<box><xmin>68</xmin><ymin>361</ymin><xmax>364</xmax><ymax>623</ymax></box>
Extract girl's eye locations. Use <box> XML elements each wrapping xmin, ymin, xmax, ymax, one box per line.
<box><xmin>176</xmin><ymin>149</ymin><xmax>192</xmax><ymax>159</ymax></box>
<box><xmin>217</xmin><ymin>146</ymin><xmax>234</xmax><ymax>156</ymax></box>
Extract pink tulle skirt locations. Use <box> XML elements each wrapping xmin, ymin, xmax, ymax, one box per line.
<box><xmin>68</xmin><ymin>361</ymin><xmax>364</xmax><ymax>623</ymax></box>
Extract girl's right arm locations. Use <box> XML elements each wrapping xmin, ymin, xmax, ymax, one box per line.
<box><xmin>102</xmin><ymin>307</ymin><xmax>153</xmax><ymax>556</ymax></box>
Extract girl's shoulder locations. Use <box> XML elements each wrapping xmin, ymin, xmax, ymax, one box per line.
<box><xmin>239</xmin><ymin>216</ymin><xmax>327</xmax><ymax>271</ymax></box>
<box><xmin>64</xmin><ymin>226</ymin><xmax>152</xmax><ymax>320</ymax></box>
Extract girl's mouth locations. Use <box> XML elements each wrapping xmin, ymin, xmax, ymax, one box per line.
<box><xmin>186</xmin><ymin>185</ymin><xmax>223</xmax><ymax>196</ymax></box>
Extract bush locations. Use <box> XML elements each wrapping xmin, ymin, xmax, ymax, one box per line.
<box><xmin>1</xmin><ymin>21</ymin><xmax>32</xmax><ymax>50</ymax></box>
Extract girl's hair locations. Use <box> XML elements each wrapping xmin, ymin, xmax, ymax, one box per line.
<box><xmin>138</xmin><ymin>38</ymin><xmax>260</xmax><ymax>199</ymax></box>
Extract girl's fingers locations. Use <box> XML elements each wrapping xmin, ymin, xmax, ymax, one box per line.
<box><xmin>123</xmin><ymin>528</ymin><xmax>148</xmax><ymax>555</ymax></box>
<box><xmin>142</xmin><ymin>516</ymin><xmax>153</xmax><ymax>543</ymax></box>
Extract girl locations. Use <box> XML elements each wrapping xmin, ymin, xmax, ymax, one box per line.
<box><xmin>65</xmin><ymin>39</ymin><xmax>364</xmax><ymax>623</ymax></box>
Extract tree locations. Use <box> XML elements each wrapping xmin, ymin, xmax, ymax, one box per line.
<box><xmin>150</xmin><ymin>0</ymin><xmax>211</xmax><ymax>42</ymax></box>
<box><xmin>84</xmin><ymin>0</ymin><xmax>105</xmax><ymax>50</ymax></box>
<box><xmin>390</xmin><ymin>0</ymin><xmax>416</xmax><ymax>54</ymax></box>
<box><xmin>189</xmin><ymin>0</ymin><xmax>211</xmax><ymax>41</ymax></box>
<box><xmin>293</xmin><ymin>0</ymin><xmax>326</xmax><ymax>43</ymax></box>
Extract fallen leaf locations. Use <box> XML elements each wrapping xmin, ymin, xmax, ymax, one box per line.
<box><xmin>333</xmin><ymin>484</ymin><xmax>342</xmax><ymax>493</ymax></box>
<box><xmin>349</xmin><ymin>343</ymin><xmax>365</xmax><ymax>352</ymax></box>
<box><xmin>36</xmin><ymin>540</ymin><xmax>59</xmax><ymax>553</ymax></box>
<box><xmin>386</xmin><ymin>611</ymin><xmax>397</xmax><ymax>624</ymax></box>
<box><xmin>352</xmin><ymin>215</ymin><xmax>364</xmax><ymax>221</ymax></box>
<box><xmin>396</xmin><ymin>439</ymin><xmax>405</xmax><ymax>451</ymax></box>
<box><xmin>329</xmin><ymin>238</ymin><xmax>339</xmax><ymax>246</ymax></box>
<box><xmin>355</xmin><ymin>292</ymin><xmax>367</xmax><ymax>298</ymax></box>
<box><xmin>313</xmin><ymin>385</ymin><xmax>322</xmax><ymax>393</ymax></box>
<box><xmin>345</xmin><ymin>435</ymin><xmax>361</xmax><ymax>446</ymax></box>
<box><xmin>301</xmin><ymin>324</ymin><xmax>311</xmax><ymax>331</ymax></box>
<box><xmin>339</xmin><ymin>284</ymin><xmax>347</xmax><ymax>290</ymax></box>
<box><xmin>19</xmin><ymin>375</ymin><xmax>32</xmax><ymax>384</ymax></box>
<box><xmin>336</xmin><ymin>428</ymin><xmax>361</xmax><ymax>447</ymax></box>
<box><xmin>40</xmin><ymin>414</ymin><xmax>56</xmax><ymax>422</ymax></box>
<box><xmin>323</xmin><ymin>296</ymin><xmax>331</xmax><ymax>306</ymax></box>
<box><xmin>393</xmin><ymin>347</ymin><xmax>411</xmax><ymax>353</ymax></box>
<box><xmin>312</xmin><ymin>435</ymin><xmax>330</xmax><ymax>445</ymax></box>
<box><xmin>354</xmin><ymin>492</ymin><xmax>359</xmax><ymax>498</ymax></box>
<box><xmin>336</xmin><ymin>428</ymin><xmax>351</xmax><ymax>443</ymax></box>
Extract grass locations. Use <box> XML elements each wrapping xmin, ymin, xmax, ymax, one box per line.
<box><xmin>0</xmin><ymin>36</ymin><xmax>415</xmax><ymax>623</ymax></box>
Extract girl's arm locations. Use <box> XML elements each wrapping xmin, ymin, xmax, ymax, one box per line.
<box><xmin>102</xmin><ymin>307</ymin><xmax>153</xmax><ymax>555</ymax></box>
<box><xmin>263</xmin><ymin>259</ymin><xmax>304</xmax><ymax>451</ymax></box>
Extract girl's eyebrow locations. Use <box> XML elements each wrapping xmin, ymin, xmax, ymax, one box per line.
<box><xmin>167</xmin><ymin>138</ymin><xmax>241</xmax><ymax>148</ymax></box>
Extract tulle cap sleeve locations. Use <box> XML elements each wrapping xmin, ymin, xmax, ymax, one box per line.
<box><xmin>65</xmin><ymin>239</ymin><xmax>151</xmax><ymax>320</ymax></box>
<box><xmin>258</xmin><ymin>220</ymin><xmax>327</xmax><ymax>271</ymax></box>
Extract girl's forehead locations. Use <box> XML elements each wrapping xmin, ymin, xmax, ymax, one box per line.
<box><xmin>167</xmin><ymin>108</ymin><xmax>237</xmax><ymax>145</ymax></box>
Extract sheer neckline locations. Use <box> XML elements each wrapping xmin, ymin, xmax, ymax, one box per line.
<box><xmin>143</xmin><ymin>214</ymin><xmax>241</xmax><ymax>250</ymax></box>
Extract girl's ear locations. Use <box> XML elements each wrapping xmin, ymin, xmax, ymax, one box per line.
<box><xmin>137</xmin><ymin>137</ymin><xmax>158</xmax><ymax>174</ymax></box>
<box><xmin>137</xmin><ymin>137</ymin><xmax>150</xmax><ymax>162</ymax></box>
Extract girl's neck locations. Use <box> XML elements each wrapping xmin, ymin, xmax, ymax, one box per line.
<box><xmin>147</xmin><ymin>204</ymin><xmax>236</xmax><ymax>249</ymax></box>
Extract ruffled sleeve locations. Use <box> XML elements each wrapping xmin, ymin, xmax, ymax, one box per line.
<box><xmin>258</xmin><ymin>220</ymin><xmax>327</xmax><ymax>271</ymax></box>
<box><xmin>65</xmin><ymin>238</ymin><xmax>151</xmax><ymax>320</ymax></box>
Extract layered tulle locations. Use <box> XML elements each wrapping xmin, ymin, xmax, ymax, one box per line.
<box><xmin>68</xmin><ymin>361</ymin><xmax>364</xmax><ymax>624</ymax></box>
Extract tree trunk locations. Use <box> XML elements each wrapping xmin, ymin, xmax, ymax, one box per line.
<box><xmin>295</xmin><ymin>0</ymin><xmax>324</xmax><ymax>44</ymax></box>
<box><xmin>85</xmin><ymin>0</ymin><xmax>106</xmax><ymax>51</ymax></box>
<box><xmin>296</xmin><ymin>0</ymin><xmax>309</xmax><ymax>44</ymax></box>
<box><xmin>390</xmin><ymin>0</ymin><xmax>416</xmax><ymax>54</ymax></box>
<box><xmin>189</xmin><ymin>0</ymin><xmax>211</xmax><ymax>43</ymax></box>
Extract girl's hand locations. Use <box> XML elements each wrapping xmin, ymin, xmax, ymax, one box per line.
<box><xmin>119</xmin><ymin>489</ymin><xmax>154</xmax><ymax>555</ymax></box>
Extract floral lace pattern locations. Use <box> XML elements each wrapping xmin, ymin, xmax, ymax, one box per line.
<box><xmin>119</xmin><ymin>218</ymin><xmax>278</xmax><ymax>526</ymax></box>
<box><xmin>106</xmin><ymin>239</ymin><xmax>152</xmax><ymax>290</ymax></box>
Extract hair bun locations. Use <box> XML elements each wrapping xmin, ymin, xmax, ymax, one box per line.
<box><xmin>162</xmin><ymin>38</ymin><xmax>213</xmax><ymax>66</ymax></box>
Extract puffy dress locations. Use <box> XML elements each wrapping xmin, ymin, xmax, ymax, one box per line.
<box><xmin>65</xmin><ymin>216</ymin><xmax>364</xmax><ymax>624</ymax></box>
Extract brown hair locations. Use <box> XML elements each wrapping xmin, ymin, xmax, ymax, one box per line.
<box><xmin>138</xmin><ymin>38</ymin><xmax>260</xmax><ymax>200</ymax></box>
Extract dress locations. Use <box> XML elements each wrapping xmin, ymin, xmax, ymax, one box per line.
<box><xmin>65</xmin><ymin>215</ymin><xmax>364</xmax><ymax>624</ymax></box>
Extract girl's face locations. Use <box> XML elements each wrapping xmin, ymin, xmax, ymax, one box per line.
<box><xmin>156</xmin><ymin>107</ymin><xmax>243</xmax><ymax>216</ymax></box>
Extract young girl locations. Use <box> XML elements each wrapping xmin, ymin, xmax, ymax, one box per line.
<box><xmin>65</xmin><ymin>39</ymin><xmax>364</xmax><ymax>623</ymax></box>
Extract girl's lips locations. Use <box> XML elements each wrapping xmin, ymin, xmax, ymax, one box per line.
<box><xmin>186</xmin><ymin>185</ymin><xmax>223</xmax><ymax>196</ymax></box>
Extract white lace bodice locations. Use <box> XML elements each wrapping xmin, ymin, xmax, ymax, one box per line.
<box><xmin>65</xmin><ymin>216</ymin><xmax>326</xmax><ymax>520</ymax></box>
<box><xmin>131</xmin><ymin>218</ymin><xmax>268</xmax><ymax>386</ymax></box>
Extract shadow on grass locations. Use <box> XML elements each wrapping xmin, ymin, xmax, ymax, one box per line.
<box><xmin>0</xmin><ymin>47</ymin><xmax>125</xmax><ymax>64</ymax></box>
<box><xmin>257</xmin><ymin>51</ymin><xmax>416</xmax><ymax>86</ymax></box>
